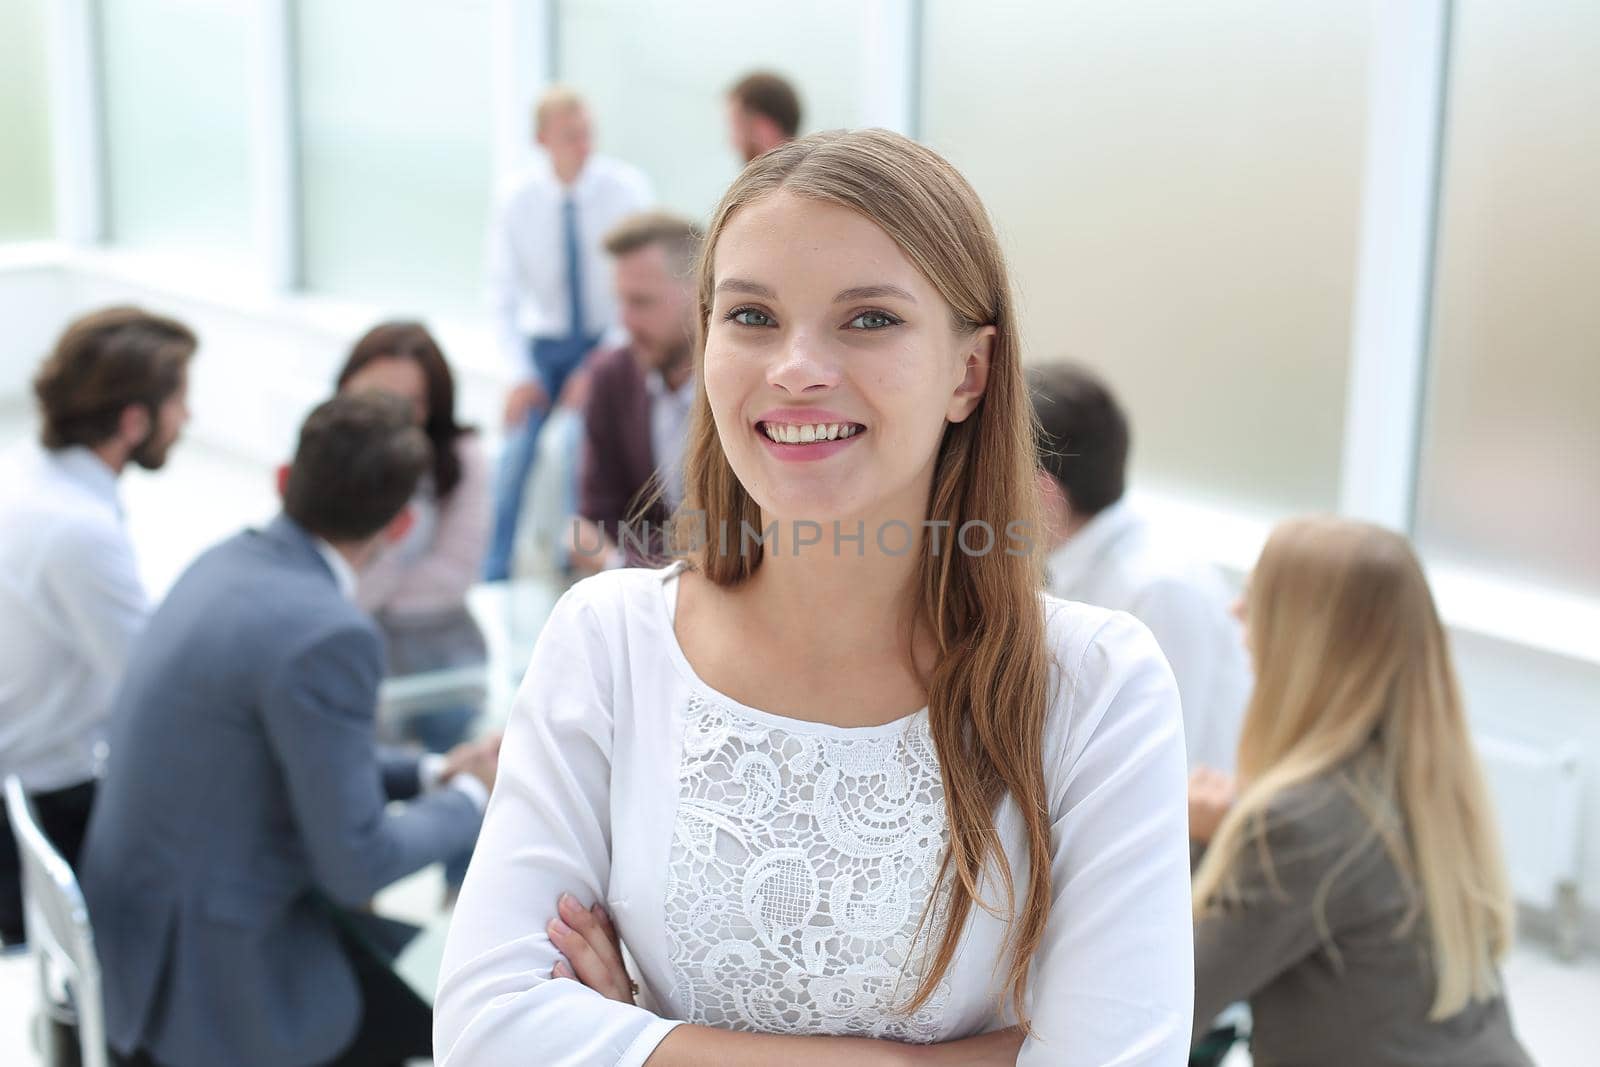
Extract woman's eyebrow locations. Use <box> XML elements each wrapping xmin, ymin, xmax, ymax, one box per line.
<box><xmin>715</xmin><ymin>278</ymin><xmax>777</xmax><ymax>298</ymax></box>
<box><xmin>834</xmin><ymin>284</ymin><xmax>917</xmax><ymax>304</ymax></box>
<box><xmin>713</xmin><ymin>279</ymin><xmax>919</xmax><ymax>304</ymax></box>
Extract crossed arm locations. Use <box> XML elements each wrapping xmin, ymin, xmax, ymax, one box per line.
<box><xmin>544</xmin><ymin>891</ymin><xmax>1024</xmax><ymax>1067</ymax></box>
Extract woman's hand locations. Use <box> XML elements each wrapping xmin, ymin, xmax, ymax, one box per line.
<box><xmin>546</xmin><ymin>892</ymin><xmax>636</xmax><ymax>1004</ymax></box>
<box><xmin>1188</xmin><ymin>766</ymin><xmax>1237</xmax><ymax>844</ymax></box>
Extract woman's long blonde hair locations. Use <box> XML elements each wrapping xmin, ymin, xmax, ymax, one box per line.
<box><xmin>668</xmin><ymin>130</ymin><xmax>1052</xmax><ymax>1026</ymax></box>
<box><xmin>1193</xmin><ymin>517</ymin><xmax>1515</xmax><ymax>1019</ymax></box>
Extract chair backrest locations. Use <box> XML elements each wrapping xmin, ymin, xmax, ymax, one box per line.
<box><xmin>3</xmin><ymin>775</ymin><xmax>108</xmax><ymax>1067</ymax></box>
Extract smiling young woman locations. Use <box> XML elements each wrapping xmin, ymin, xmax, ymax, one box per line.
<box><xmin>434</xmin><ymin>130</ymin><xmax>1194</xmax><ymax>1067</ymax></box>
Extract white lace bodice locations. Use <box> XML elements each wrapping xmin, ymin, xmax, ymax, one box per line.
<box><xmin>662</xmin><ymin>692</ymin><xmax>952</xmax><ymax>1041</ymax></box>
<box><xmin>434</xmin><ymin>564</ymin><xmax>1196</xmax><ymax>1067</ymax></box>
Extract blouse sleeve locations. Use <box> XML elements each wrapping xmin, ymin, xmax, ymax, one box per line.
<box><xmin>1018</xmin><ymin>610</ymin><xmax>1195</xmax><ymax>1066</ymax></box>
<box><xmin>433</xmin><ymin>582</ymin><xmax>682</xmax><ymax>1066</ymax></box>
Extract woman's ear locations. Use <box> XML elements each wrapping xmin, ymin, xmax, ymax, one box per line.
<box><xmin>946</xmin><ymin>325</ymin><xmax>996</xmax><ymax>424</ymax></box>
<box><xmin>275</xmin><ymin>464</ymin><xmax>290</xmax><ymax>499</ymax></box>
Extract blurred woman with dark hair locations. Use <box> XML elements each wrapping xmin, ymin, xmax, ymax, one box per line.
<box><xmin>336</xmin><ymin>322</ymin><xmax>492</xmax><ymax>758</ymax></box>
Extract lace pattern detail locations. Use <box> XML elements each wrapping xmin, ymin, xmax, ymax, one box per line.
<box><xmin>663</xmin><ymin>693</ymin><xmax>952</xmax><ymax>1041</ymax></box>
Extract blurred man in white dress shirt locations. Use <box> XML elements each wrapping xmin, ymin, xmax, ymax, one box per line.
<box><xmin>484</xmin><ymin>86</ymin><xmax>653</xmax><ymax>580</ymax></box>
<box><xmin>0</xmin><ymin>306</ymin><xmax>194</xmax><ymax>945</ymax></box>
<box><xmin>1031</xmin><ymin>362</ymin><xmax>1251</xmax><ymax>773</ymax></box>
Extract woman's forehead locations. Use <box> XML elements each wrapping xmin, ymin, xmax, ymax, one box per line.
<box><xmin>712</xmin><ymin>193</ymin><xmax>929</xmax><ymax>299</ymax></box>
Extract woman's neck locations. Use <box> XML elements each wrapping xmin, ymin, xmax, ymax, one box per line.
<box><xmin>741</xmin><ymin>497</ymin><xmax>932</xmax><ymax>671</ymax></box>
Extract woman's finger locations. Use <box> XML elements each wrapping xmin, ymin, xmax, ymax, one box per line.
<box><xmin>547</xmin><ymin>917</ymin><xmax>628</xmax><ymax>1001</ymax></box>
<box><xmin>558</xmin><ymin>894</ymin><xmax>627</xmax><ymax>975</ymax></box>
<box><xmin>591</xmin><ymin>902</ymin><xmax>621</xmax><ymax>950</ymax></box>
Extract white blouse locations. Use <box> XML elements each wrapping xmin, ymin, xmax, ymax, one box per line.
<box><xmin>435</xmin><ymin>562</ymin><xmax>1194</xmax><ymax>1066</ymax></box>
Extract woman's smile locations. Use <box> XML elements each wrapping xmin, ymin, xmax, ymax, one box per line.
<box><xmin>754</xmin><ymin>405</ymin><xmax>867</xmax><ymax>462</ymax></box>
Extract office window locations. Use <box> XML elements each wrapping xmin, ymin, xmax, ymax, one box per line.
<box><xmin>556</xmin><ymin>0</ymin><xmax>865</xmax><ymax>221</ymax></box>
<box><xmin>1415</xmin><ymin>0</ymin><xmax>1600</xmax><ymax>598</ymax></box>
<box><xmin>296</xmin><ymin>0</ymin><xmax>495</xmax><ymax>307</ymax></box>
<box><xmin>0</xmin><ymin>0</ymin><xmax>54</xmax><ymax>241</ymax></box>
<box><xmin>100</xmin><ymin>0</ymin><xmax>253</xmax><ymax>261</ymax></box>
<box><xmin>922</xmin><ymin>0</ymin><xmax>1368</xmax><ymax>516</ymax></box>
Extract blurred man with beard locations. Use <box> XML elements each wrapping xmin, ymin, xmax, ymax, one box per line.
<box><xmin>0</xmin><ymin>306</ymin><xmax>194</xmax><ymax>945</ymax></box>
<box><xmin>567</xmin><ymin>212</ymin><xmax>701</xmax><ymax>573</ymax></box>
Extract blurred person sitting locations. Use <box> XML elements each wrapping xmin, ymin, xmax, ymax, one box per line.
<box><xmin>486</xmin><ymin>85</ymin><xmax>653</xmax><ymax>580</ymax></box>
<box><xmin>566</xmin><ymin>212</ymin><xmax>702</xmax><ymax>576</ymax></box>
<box><xmin>727</xmin><ymin>69</ymin><xmax>802</xmax><ymax>163</ymax></box>
<box><xmin>1031</xmin><ymin>361</ymin><xmax>1250</xmax><ymax>772</ymax></box>
<box><xmin>80</xmin><ymin>394</ymin><xmax>498</xmax><ymax>1067</ymax></box>
<box><xmin>0</xmin><ymin>306</ymin><xmax>194</xmax><ymax>947</ymax></box>
<box><xmin>337</xmin><ymin>321</ymin><xmax>491</xmax><ymax>755</ymax></box>
<box><xmin>1187</xmin><ymin>518</ymin><xmax>1532</xmax><ymax>1067</ymax></box>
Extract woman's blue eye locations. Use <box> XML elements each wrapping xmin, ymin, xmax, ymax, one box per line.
<box><xmin>731</xmin><ymin>308</ymin><xmax>774</xmax><ymax>327</ymax></box>
<box><xmin>849</xmin><ymin>310</ymin><xmax>899</xmax><ymax>330</ymax></box>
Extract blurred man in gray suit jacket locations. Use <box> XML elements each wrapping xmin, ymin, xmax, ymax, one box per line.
<box><xmin>81</xmin><ymin>393</ymin><xmax>497</xmax><ymax>1067</ymax></box>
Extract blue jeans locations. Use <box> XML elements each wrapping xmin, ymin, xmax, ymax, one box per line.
<box><xmin>484</xmin><ymin>334</ymin><xmax>599</xmax><ymax>581</ymax></box>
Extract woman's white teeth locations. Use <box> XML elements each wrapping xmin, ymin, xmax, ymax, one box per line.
<box><xmin>763</xmin><ymin>422</ymin><xmax>858</xmax><ymax>444</ymax></box>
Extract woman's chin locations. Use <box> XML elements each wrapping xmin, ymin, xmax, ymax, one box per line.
<box><xmin>755</xmin><ymin>489</ymin><xmax>870</xmax><ymax>528</ymax></box>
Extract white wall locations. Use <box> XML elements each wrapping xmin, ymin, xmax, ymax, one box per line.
<box><xmin>0</xmin><ymin>247</ymin><xmax>509</xmax><ymax>466</ymax></box>
<box><xmin>0</xmin><ymin>250</ymin><xmax>72</xmax><ymax>394</ymax></box>
<box><xmin>923</xmin><ymin>0</ymin><xmax>1368</xmax><ymax>519</ymax></box>
<box><xmin>1454</xmin><ymin>630</ymin><xmax>1599</xmax><ymax>927</ymax></box>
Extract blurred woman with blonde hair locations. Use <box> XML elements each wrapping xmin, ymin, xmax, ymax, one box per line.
<box><xmin>1189</xmin><ymin>517</ymin><xmax>1532</xmax><ymax>1066</ymax></box>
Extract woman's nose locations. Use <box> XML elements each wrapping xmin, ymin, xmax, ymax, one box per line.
<box><xmin>766</xmin><ymin>334</ymin><xmax>841</xmax><ymax>394</ymax></box>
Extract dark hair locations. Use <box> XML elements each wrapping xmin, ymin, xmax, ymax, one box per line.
<box><xmin>728</xmin><ymin>71</ymin><xmax>802</xmax><ymax>138</ymax></box>
<box><xmin>284</xmin><ymin>393</ymin><xmax>431</xmax><ymax>543</ymax></box>
<box><xmin>33</xmin><ymin>306</ymin><xmax>196</xmax><ymax>450</ymax></box>
<box><xmin>1029</xmin><ymin>361</ymin><xmax>1130</xmax><ymax>516</ymax></box>
<box><xmin>602</xmin><ymin>211</ymin><xmax>704</xmax><ymax>277</ymax></box>
<box><xmin>336</xmin><ymin>321</ymin><xmax>471</xmax><ymax>498</ymax></box>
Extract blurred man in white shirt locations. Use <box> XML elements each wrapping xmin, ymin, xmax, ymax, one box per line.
<box><xmin>1031</xmin><ymin>362</ymin><xmax>1250</xmax><ymax>773</ymax></box>
<box><xmin>0</xmin><ymin>306</ymin><xmax>194</xmax><ymax>945</ymax></box>
<box><xmin>484</xmin><ymin>86</ymin><xmax>653</xmax><ymax>580</ymax></box>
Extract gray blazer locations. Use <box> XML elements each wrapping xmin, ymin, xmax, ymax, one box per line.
<box><xmin>1194</xmin><ymin>757</ymin><xmax>1533</xmax><ymax>1067</ymax></box>
<box><xmin>81</xmin><ymin>515</ymin><xmax>483</xmax><ymax>1067</ymax></box>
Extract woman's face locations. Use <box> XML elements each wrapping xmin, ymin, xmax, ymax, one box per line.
<box><xmin>342</xmin><ymin>355</ymin><xmax>428</xmax><ymax>426</ymax></box>
<box><xmin>703</xmin><ymin>191</ymin><xmax>992</xmax><ymax>527</ymax></box>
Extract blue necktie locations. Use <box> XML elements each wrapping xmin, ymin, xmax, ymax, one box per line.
<box><xmin>562</xmin><ymin>194</ymin><xmax>585</xmax><ymax>342</ymax></box>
